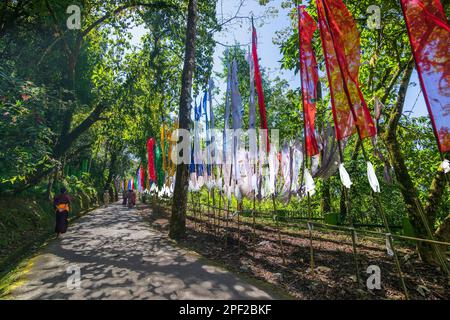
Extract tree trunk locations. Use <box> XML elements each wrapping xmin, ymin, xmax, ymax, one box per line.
<box><xmin>321</xmin><ymin>179</ymin><xmax>331</xmax><ymax>215</ymax></box>
<box><xmin>435</xmin><ymin>215</ymin><xmax>450</xmax><ymax>245</ymax></box>
<box><xmin>9</xmin><ymin>102</ymin><xmax>106</xmax><ymax>194</ymax></box>
<box><xmin>104</xmin><ymin>151</ymin><xmax>117</xmax><ymax>193</ymax></box>
<box><xmin>169</xmin><ymin>0</ymin><xmax>198</xmax><ymax>240</ymax></box>
<box><xmin>383</xmin><ymin>60</ymin><xmax>448</xmax><ymax>264</ymax></box>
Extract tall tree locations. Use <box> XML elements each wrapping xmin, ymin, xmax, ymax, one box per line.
<box><xmin>170</xmin><ymin>0</ymin><xmax>198</xmax><ymax>239</ymax></box>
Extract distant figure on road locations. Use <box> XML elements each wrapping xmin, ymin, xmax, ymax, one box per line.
<box><xmin>103</xmin><ymin>190</ymin><xmax>110</xmax><ymax>208</ymax></box>
<box><xmin>53</xmin><ymin>187</ymin><xmax>71</xmax><ymax>238</ymax></box>
<box><xmin>127</xmin><ymin>189</ymin><xmax>136</xmax><ymax>209</ymax></box>
<box><xmin>122</xmin><ymin>190</ymin><xmax>127</xmax><ymax>206</ymax></box>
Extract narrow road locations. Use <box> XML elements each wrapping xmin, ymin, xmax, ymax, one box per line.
<box><xmin>10</xmin><ymin>202</ymin><xmax>275</xmax><ymax>300</ymax></box>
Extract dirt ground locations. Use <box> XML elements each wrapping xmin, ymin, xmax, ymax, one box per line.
<box><xmin>139</xmin><ymin>201</ymin><xmax>449</xmax><ymax>300</ymax></box>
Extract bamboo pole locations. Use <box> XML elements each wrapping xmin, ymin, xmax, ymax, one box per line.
<box><xmin>337</xmin><ymin>140</ymin><xmax>361</xmax><ymax>285</ymax></box>
<box><xmin>237</xmin><ymin>198</ymin><xmax>241</xmax><ymax>253</ymax></box>
<box><xmin>224</xmin><ymin>164</ymin><xmax>233</xmax><ymax>249</ymax></box>
<box><xmin>252</xmin><ymin>185</ymin><xmax>257</xmax><ymax>257</ymax></box>
<box><xmin>320</xmin><ymin>2</ymin><xmax>409</xmax><ymax>298</ymax></box>
<box><xmin>187</xmin><ymin>201</ymin><xmax>450</xmax><ymax>247</ymax></box>
<box><xmin>272</xmin><ymin>194</ymin><xmax>286</xmax><ymax>265</ymax></box>
<box><xmin>307</xmin><ymin>194</ymin><xmax>314</xmax><ymax>273</ymax></box>
<box><xmin>350</xmin><ymin>227</ymin><xmax>361</xmax><ymax>286</ymax></box>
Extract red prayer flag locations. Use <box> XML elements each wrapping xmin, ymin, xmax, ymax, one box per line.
<box><xmin>400</xmin><ymin>0</ymin><xmax>450</xmax><ymax>153</ymax></box>
<box><xmin>252</xmin><ymin>24</ymin><xmax>270</xmax><ymax>153</ymax></box>
<box><xmin>316</xmin><ymin>0</ymin><xmax>376</xmax><ymax>141</ymax></box>
<box><xmin>147</xmin><ymin>138</ymin><xmax>157</xmax><ymax>183</ymax></box>
<box><xmin>298</xmin><ymin>5</ymin><xmax>320</xmax><ymax>157</ymax></box>
<box><xmin>139</xmin><ymin>165</ymin><xmax>145</xmax><ymax>190</ymax></box>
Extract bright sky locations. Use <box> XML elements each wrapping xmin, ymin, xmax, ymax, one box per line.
<box><xmin>130</xmin><ymin>0</ymin><xmax>428</xmax><ymax>118</ymax></box>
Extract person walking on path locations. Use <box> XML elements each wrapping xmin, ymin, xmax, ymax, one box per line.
<box><xmin>53</xmin><ymin>187</ymin><xmax>71</xmax><ymax>238</ymax></box>
<box><xmin>127</xmin><ymin>189</ymin><xmax>136</xmax><ymax>209</ymax></box>
<box><xmin>103</xmin><ymin>190</ymin><xmax>110</xmax><ymax>208</ymax></box>
<box><xmin>122</xmin><ymin>190</ymin><xmax>128</xmax><ymax>206</ymax></box>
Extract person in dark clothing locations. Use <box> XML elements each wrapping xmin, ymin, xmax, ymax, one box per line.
<box><xmin>127</xmin><ymin>189</ymin><xmax>136</xmax><ymax>209</ymax></box>
<box><xmin>53</xmin><ymin>187</ymin><xmax>71</xmax><ymax>238</ymax></box>
<box><xmin>122</xmin><ymin>190</ymin><xmax>128</xmax><ymax>206</ymax></box>
<box><xmin>131</xmin><ymin>189</ymin><xmax>137</xmax><ymax>207</ymax></box>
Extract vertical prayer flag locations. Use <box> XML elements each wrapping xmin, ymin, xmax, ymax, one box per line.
<box><xmin>147</xmin><ymin>138</ymin><xmax>157</xmax><ymax>184</ymax></box>
<box><xmin>231</xmin><ymin>60</ymin><xmax>243</xmax><ymax>181</ymax></box>
<box><xmin>208</xmin><ymin>79</ymin><xmax>216</xmax><ymax>175</ymax></box>
<box><xmin>298</xmin><ymin>5</ymin><xmax>320</xmax><ymax>157</ymax></box>
<box><xmin>223</xmin><ymin>58</ymin><xmax>232</xmax><ymax>162</ymax></box>
<box><xmin>400</xmin><ymin>0</ymin><xmax>450</xmax><ymax>153</ymax></box>
<box><xmin>155</xmin><ymin>144</ymin><xmax>164</xmax><ymax>188</ymax></box>
<box><xmin>160</xmin><ymin>124</ymin><xmax>167</xmax><ymax>172</ymax></box>
<box><xmin>194</xmin><ymin>98</ymin><xmax>204</xmax><ymax>176</ymax></box>
<box><xmin>252</xmin><ymin>23</ymin><xmax>270</xmax><ymax>152</ymax></box>
<box><xmin>136</xmin><ymin>168</ymin><xmax>141</xmax><ymax>192</ymax></box>
<box><xmin>317</xmin><ymin>0</ymin><xmax>376</xmax><ymax>141</ymax></box>
<box><xmin>203</xmin><ymin>90</ymin><xmax>212</xmax><ymax>176</ymax></box>
<box><xmin>139</xmin><ymin>166</ymin><xmax>145</xmax><ymax>192</ymax></box>
<box><xmin>248</xmin><ymin>46</ymin><xmax>257</xmax><ymax>131</ymax></box>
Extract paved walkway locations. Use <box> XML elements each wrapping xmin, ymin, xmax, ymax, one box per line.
<box><xmin>10</xmin><ymin>203</ymin><xmax>275</xmax><ymax>300</ymax></box>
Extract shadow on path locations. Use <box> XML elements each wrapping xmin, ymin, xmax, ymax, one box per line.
<box><xmin>10</xmin><ymin>203</ymin><xmax>275</xmax><ymax>300</ymax></box>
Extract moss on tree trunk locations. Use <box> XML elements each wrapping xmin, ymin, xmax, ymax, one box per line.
<box><xmin>383</xmin><ymin>60</ymin><xmax>449</xmax><ymax>265</ymax></box>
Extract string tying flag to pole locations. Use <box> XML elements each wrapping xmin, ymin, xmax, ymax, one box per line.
<box><xmin>298</xmin><ymin>5</ymin><xmax>320</xmax><ymax>157</ymax></box>
<box><xmin>400</xmin><ymin>0</ymin><xmax>450</xmax><ymax>154</ymax></box>
<box><xmin>316</xmin><ymin>0</ymin><xmax>376</xmax><ymax>141</ymax></box>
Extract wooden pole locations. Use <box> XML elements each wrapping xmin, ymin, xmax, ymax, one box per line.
<box><xmin>320</xmin><ymin>2</ymin><xmax>409</xmax><ymax>298</ymax></box>
<box><xmin>272</xmin><ymin>194</ymin><xmax>286</xmax><ymax>265</ymax></box>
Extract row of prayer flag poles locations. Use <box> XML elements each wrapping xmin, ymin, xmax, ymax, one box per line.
<box><xmin>120</xmin><ymin>1</ymin><xmax>448</xmax><ymax>225</ymax></box>
<box><xmin>117</xmin><ymin>0</ymin><xmax>448</xmax><ymax>296</ymax></box>
<box><xmin>182</xmin><ymin>2</ymin><xmax>447</xmax><ymax>202</ymax></box>
<box><xmin>120</xmin><ymin>129</ymin><xmax>174</xmax><ymax>196</ymax></box>
<box><xmin>184</xmin><ymin>0</ymin><xmax>448</xmax><ymax>299</ymax></box>
<box><xmin>121</xmin><ymin>0</ymin><xmax>449</xmax><ymax>301</ymax></box>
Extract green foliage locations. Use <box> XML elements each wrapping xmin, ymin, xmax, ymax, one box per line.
<box><xmin>0</xmin><ymin>71</ymin><xmax>56</xmax><ymax>189</ymax></box>
<box><xmin>0</xmin><ymin>0</ymin><xmax>218</xmax><ymax>195</ymax></box>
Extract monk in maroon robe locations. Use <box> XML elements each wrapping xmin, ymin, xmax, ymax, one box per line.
<box><xmin>53</xmin><ymin>187</ymin><xmax>71</xmax><ymax>237</ymax></box>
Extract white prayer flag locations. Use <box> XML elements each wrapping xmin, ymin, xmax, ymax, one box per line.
<box><xmin>339</xmin><ymin>163</ymin><xmax>352</xmax><ymax>189</ymax></box>
<box><xmin>367</xmin><ymin>161</ymin><xmax>380</xmax><ymax>193</ymax></box>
